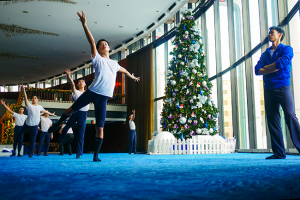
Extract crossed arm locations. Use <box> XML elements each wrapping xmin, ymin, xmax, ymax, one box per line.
<box><xmin>0</xmin><ymin>100</ymin><xmax>14</xmax><ymax>115</ymax></box>
<box><xmin>257</xmin><ymin>58</ymin><xmax>280</xmax><ymax>75</ymax></box>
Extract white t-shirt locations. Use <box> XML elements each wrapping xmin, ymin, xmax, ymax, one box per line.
<box><xmin>89</xmin><ymin>52</ymin><xmax>121</xmax><ymax>97</ymax></box>
<box><xmin>62</xmin><ymin>125</ymin><xmax>73</xmax><ymax>134</ymax></box>
<box><xmin>41</xmin><ymin>117</ymin><xmax>52</xmax><ymax>132</ymax></box>
<box><xmin>72</xmin><ymin>90</ymin><xmax>89</xmax><ymax>112</ymax></box>
<box><xmin>270</xmin><ymin>50</ymin><xmax>275</xmax><ymax>57</ymax></box>
<box><xmin>129</xmin><ymin>120</ymin><xmax>136</xmax><ymax>130</ymax></box>
<box><xmin>25</xmin><ymin>103</ymin><xmax>44</xmax><ymax>126</ymax></box>
<box><xmin>13</xmin><ymin>113</ymin><xmax>27</xmax><ymax>126</ymax></box>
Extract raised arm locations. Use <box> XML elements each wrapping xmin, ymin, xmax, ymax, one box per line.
<box><xmin>77</xmin><ymin>11</ymin><xmax>97</xmax><ymax>58</ymax></box>
<box><xmin>132</xmin><ymin>110</ymin><xmax>135</xmax><ymax>121</ymax></box>
<box><xmin>41</xmin><ymin>110</ymin><xmax>57</xmax><ymax>116</ymax></box>
<box><xmin>21</xmin><ymin>84</ymin><xmax>29</xmax><ymax>107</ymax></box>
<box><xmin>1</xmin><ymin>100</ymin><xmax>14</xmax><ymax>115</ymax></box>
<box><xmin>65</xmin><ymin>69</ymin><xmax>76</xmax><ymax>94</ymax></box>
<box><xmin>119</xmin><ymin>67</ymin><xmax>140</xmax><ymax>82</ymax></box>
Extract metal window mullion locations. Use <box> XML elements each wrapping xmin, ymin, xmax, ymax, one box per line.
<box><xmin>227</xmin><ymin>0</ymin><xmax>240</xmax><ymax>148</ymax></box>
<box><xmin>242</xmin><ymin>0</ymin><xmax>257</xmax><ymax>149</ymax></box>
<box><xmin>214</xmin><ymin>0</ymin><xmax>225</xmax><ymax>137</ymax></box>
<box><xmin>259</xmin><ymin>0</ymin><xmax>272</xmax><ymax>149</ymax></box>
<box><xmin>278</xmin><ymin>0</ymin><xmax>294</xmax><ymax>149</ymax></box>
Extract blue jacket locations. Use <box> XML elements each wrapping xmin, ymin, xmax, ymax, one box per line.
<box><xmin>255</xmin><ymin>43</ymin><xmax>294</xmax><ymax>89</ymax></box>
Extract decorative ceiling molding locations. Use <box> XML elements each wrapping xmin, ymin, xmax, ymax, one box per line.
<box><xmin>0</xmin><ymin>52</ymin><xmax>42</xmax><ymax>61</ymax></box>
<box><xmin>1</xmin><ymin>0</ymin><xmax>77</xmax><ymax>6</ymax></box>
<box><xmin>0</xmin><ymin>24</ymin><xmax>59</xmax><ymax>38</ymax></box>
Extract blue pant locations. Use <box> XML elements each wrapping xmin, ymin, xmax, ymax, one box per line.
<box><xmin>13</xmin><ymin>126</ymin><xmax>24</xmax><ymax>154</ymax></box>
<box><xmin>72</xmin><ymin>89</ymin><xmax>108</xmax><ymax>127</ymax></box>
<box><xmin>37</xmin><ymin>132</ymin><xmax>51</xmax><ymax>155</ymax></box>
<box><xmin>20</xmin><ymin>124</ymin><xmax>39</xmax><ymax>156</ymax></box>
<box><xmin>264</xmin><ymin>85</ymin><xmax>300</xmax><ymax>158</ymax></box>
<box><xmin>61</xmin><ymin>111</ymin><xmax>87</xmax><ymax>156</ymax></box>
<box><xmin>129</xmin><ymin>130</ymin><xmax>137</xmax><ymax>154</ymax></box>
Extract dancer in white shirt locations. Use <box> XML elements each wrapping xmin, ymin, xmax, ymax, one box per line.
<box><xmin>19</xmin><ymin>84</ymin><xmax>56</xmax><ymax>158</ymax></box>
<box><xmin>36</xmin><ymin>113</ymin><xmax>53</xmax><ymax>156</ymax></box>
<box><xmin>1</xmin><ymin>100</ymin><xmax>27</xmax><ymax>157</ymax></box>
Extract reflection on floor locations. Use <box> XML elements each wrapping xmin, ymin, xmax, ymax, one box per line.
<box><xmin>1</xmin><ymin>153</ymin><xmax>300</xmax><ymax>200</ymax></box>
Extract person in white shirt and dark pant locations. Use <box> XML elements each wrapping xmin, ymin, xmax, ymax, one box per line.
<box><xmin>128</xmin><ymin>110</ymin><xmax>137</xmax><ymax>154</ymax></box>
<box><xmin>1</xmin><ymin>100</ymin><xmax>27</xmax><ymax>157</ymax></box>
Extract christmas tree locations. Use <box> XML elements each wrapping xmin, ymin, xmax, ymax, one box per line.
<box><xmin>160</xmin><ymin>9</ymin><xmax>219</xmax><ymax>139</ymax></box>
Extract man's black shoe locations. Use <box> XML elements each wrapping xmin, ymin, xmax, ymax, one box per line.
<box><xmin>93</xmin><ymin>157</ymin><xmax>101</xmax><ymax>162</ymax></box>
<box><xmin>266</xmin><ymin>155</ymin><xmax>285</xmax><ymax>159</ymax></box>
<box><xmin>76</xmin><ymin>155</ymin><xmax>81</xmax><ymax>159</ymax></box>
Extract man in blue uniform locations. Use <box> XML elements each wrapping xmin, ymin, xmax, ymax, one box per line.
<box><xmin>255</xmin><ymin>26</ymin><xmax>300</xmax><ymax>159</ymax></box>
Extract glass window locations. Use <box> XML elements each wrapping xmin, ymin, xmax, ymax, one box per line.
<box><xmin>234</xmin><ymin>0</ymin><xmax>249</xmax><ymax>149</ymax></box>
<box><xmin>29</xmin><ymin>83</ymin><xmax>35</xmax><ymax>88</ymax></box>
<box><xmin>249</xmin><ymin>0</ymin><xmax>266</xmax><ymax>148</ymax></box>
<box><xmin>206</xmin><ymin>6</ymin><xmax>216</xmax><ymax>77</ymax></box>
<box><xmin>61</xmin><ymin>76</ymin><xmax>67</xmax><ymax>84</ymax></box>
<box><xmin>0</xmin><ymin>86</ymin><xmax>8</xmax><ymax>92</ymax></box>
<box><xmin>156</xmin><ymin>25</ymin><xmax>164</xmax><ymax>39</ymax></box>
<box><xmin>77</xmin><ymin>69</ymin><xmax>83</xmax><ymax>79</ymax></box>
<box><xmin>219</xmin><ymin>1</ymin><xmax>233</xmax><ymax>138</ymax></box>
<box><xmin>155</xmin><ymin>99</ymin><xmax>164</xmax><ymax>131</ymax></box>
<box><xmin>155</xmin><ymin>44</ymin><xmax>166</xmax><ymax>98</ymax></box>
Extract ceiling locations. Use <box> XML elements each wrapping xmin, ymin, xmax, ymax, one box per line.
<box><xmin>0</xmin><ymin>0</ymin><xmax>188</xmax><ymax>86</ymax></box>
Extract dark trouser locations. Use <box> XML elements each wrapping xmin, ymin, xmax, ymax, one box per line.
<box><xmin>13</xmin><ymin>126</ymin><xmax>24</xmax><ymax>155</ymax></box>
<box><xmin>264</xmin><ymin>85</ymin><xmax>300</xmax><ymax>158</ymax></box>
<box><xmin>129</xmin><ymin>130</ymin><xmax>137</xmax><ymax>154</ymax></box>
<box><xmin>20</xmin><ymin>124</ymin><xmax>39</xmax><ymax>156</ymax></box>
<box><xmin>37</xmin><ymin>131</ymin><xmax>51</xmax><ymax>155</ymax></box>
<box><xmin>60</xmin><ymin>111</ymin><xmax>87</xmax><ymax>156</ymax></box>
<box><xmin>59</xmin><ymin>134</ymin><xmax>74</xmax><ymax>154</ymax></box>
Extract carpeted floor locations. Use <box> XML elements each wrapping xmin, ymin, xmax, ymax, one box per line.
<box><xmin>0</xmin><ymin>153</ymin><xmax>300</xmax><ymax>200</ymax></box>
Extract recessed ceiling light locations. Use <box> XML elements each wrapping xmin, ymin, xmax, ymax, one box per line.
<box><xmin>48</xmin><ymin>15</ymin><xmax>50</xmax><ymax>17</ymax></box>
<box><xmin>136</xmin><ymin>28</ymin><xmax>138</xmax><ymax>30</ymax></box>
<box><xmin>118</xmin><ymin>26</ymin><xmax>123</xmax><ymax>28</ymax></box>
<box><xmin>156</xmin><ymin>11</ymin><xmax>159</xmax><ymax>12</ymax></box>
<box><xmin>41</xmin><ymin>43</ymin><xmax>44</xmax><ymax>45</ymax></box>
<box><xmin>82</xmin><ymin>52</ymin><xmax>86</xmax><ymax>53</ymax></box>
<box><xmin>21</xmin><ymin>77</ymin><xmax>24</xmax><ymax>78</ymax></box>
<box><xmin>107</xmin><ymin>5</ymin><xmax>109</xmax><ymax>6</ymax></box>
<box><xmin>22</xmin><ymin>11</ymin><xmax>28</xmax><ymax>13</ymax></box>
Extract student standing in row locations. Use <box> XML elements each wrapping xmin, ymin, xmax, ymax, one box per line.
<box><xmin>48</xmin><ymin>11</ymin><xmax>140</xmax><ymax>162</ymax></box>
<box><xmin>36</xmin><ymin>113</ymin><xmax>53</xmax><ymax>156</ymax></box>
<box><xmin>128</xmin><ymin>110</ymin><xmax>137</xmax><ymax>155</ymax></box>
<box><xmin>255</xmin><ymin>26</ymin><xmax>300</xmax><ymax>159</ymax></box>
<box><xmin>20</xmin><ymin>84</ymin><xmax>56</xmax><ymax>158</ymax></box>
<box><xmin>57</xmin><ymin>69</ymin><xmax>89</xmax><ymax>159</ymax></box>
<box><xmin>58</xmin><ymin>123</ymin><xmax>74</xmax><ymax>155</ymax></box>
<box><xmin>1</xmin><ymin>100</ymin><xmax>27</xmax><ymax>157</ymax></box>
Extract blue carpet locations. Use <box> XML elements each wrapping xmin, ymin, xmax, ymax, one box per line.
<box><xmin>0</xmin><ymin>153</ymin><xmax>300</xmax><ymax>200</ymax></box>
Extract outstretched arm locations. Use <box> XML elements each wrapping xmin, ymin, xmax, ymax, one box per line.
<box><xmin>0</xmin><ymin>100</ymin><xmax>14</xmax><ymax>115</ymax></box>
<box><xmin>119</xmin><ymin>67</ymin><xmax>140</xmax><ymax>82</ymax></box>
<box><xmin>132</xmin><ymin>110</ymin><xmax>135</xmax><ymax>121</ymax></box>
<box><xmin>77</xmin><ymin>11</ymin><xmax>97</xmax><ymax>58</ymax></box>
<box><xmin>65</xmin><ymin>69</ymin><xmax>76</xmax><ymax>94</ymax></box>
<box><xmin>21</xmin><ymin>84</ymin><xmax>29</xmax><ymax>107</ymax></box>
<box><xmin>41</xmin><ymin>110</ymin><xmax>57</xmax><ymax>116</ymax></box>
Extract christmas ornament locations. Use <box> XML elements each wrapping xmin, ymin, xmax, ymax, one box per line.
<box><xmin>171</xmin><ymin>80</ymin><xmax>176</xmax><ymax>86</ymax></box>
<box><xmin>196</xmin><ymin>128</ymin><xmax>202</xmax><ymax>134</ymax></box>
<box><xmin>179</xmin><ymin>117</ymin><xmax>187</xmax><ymax>124</ymax></box>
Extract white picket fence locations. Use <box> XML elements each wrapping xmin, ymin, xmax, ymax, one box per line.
<box><xmin>148</xmin><ymin>136</ymin><xmax>236</xmax><ymax>155</ymax></box>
